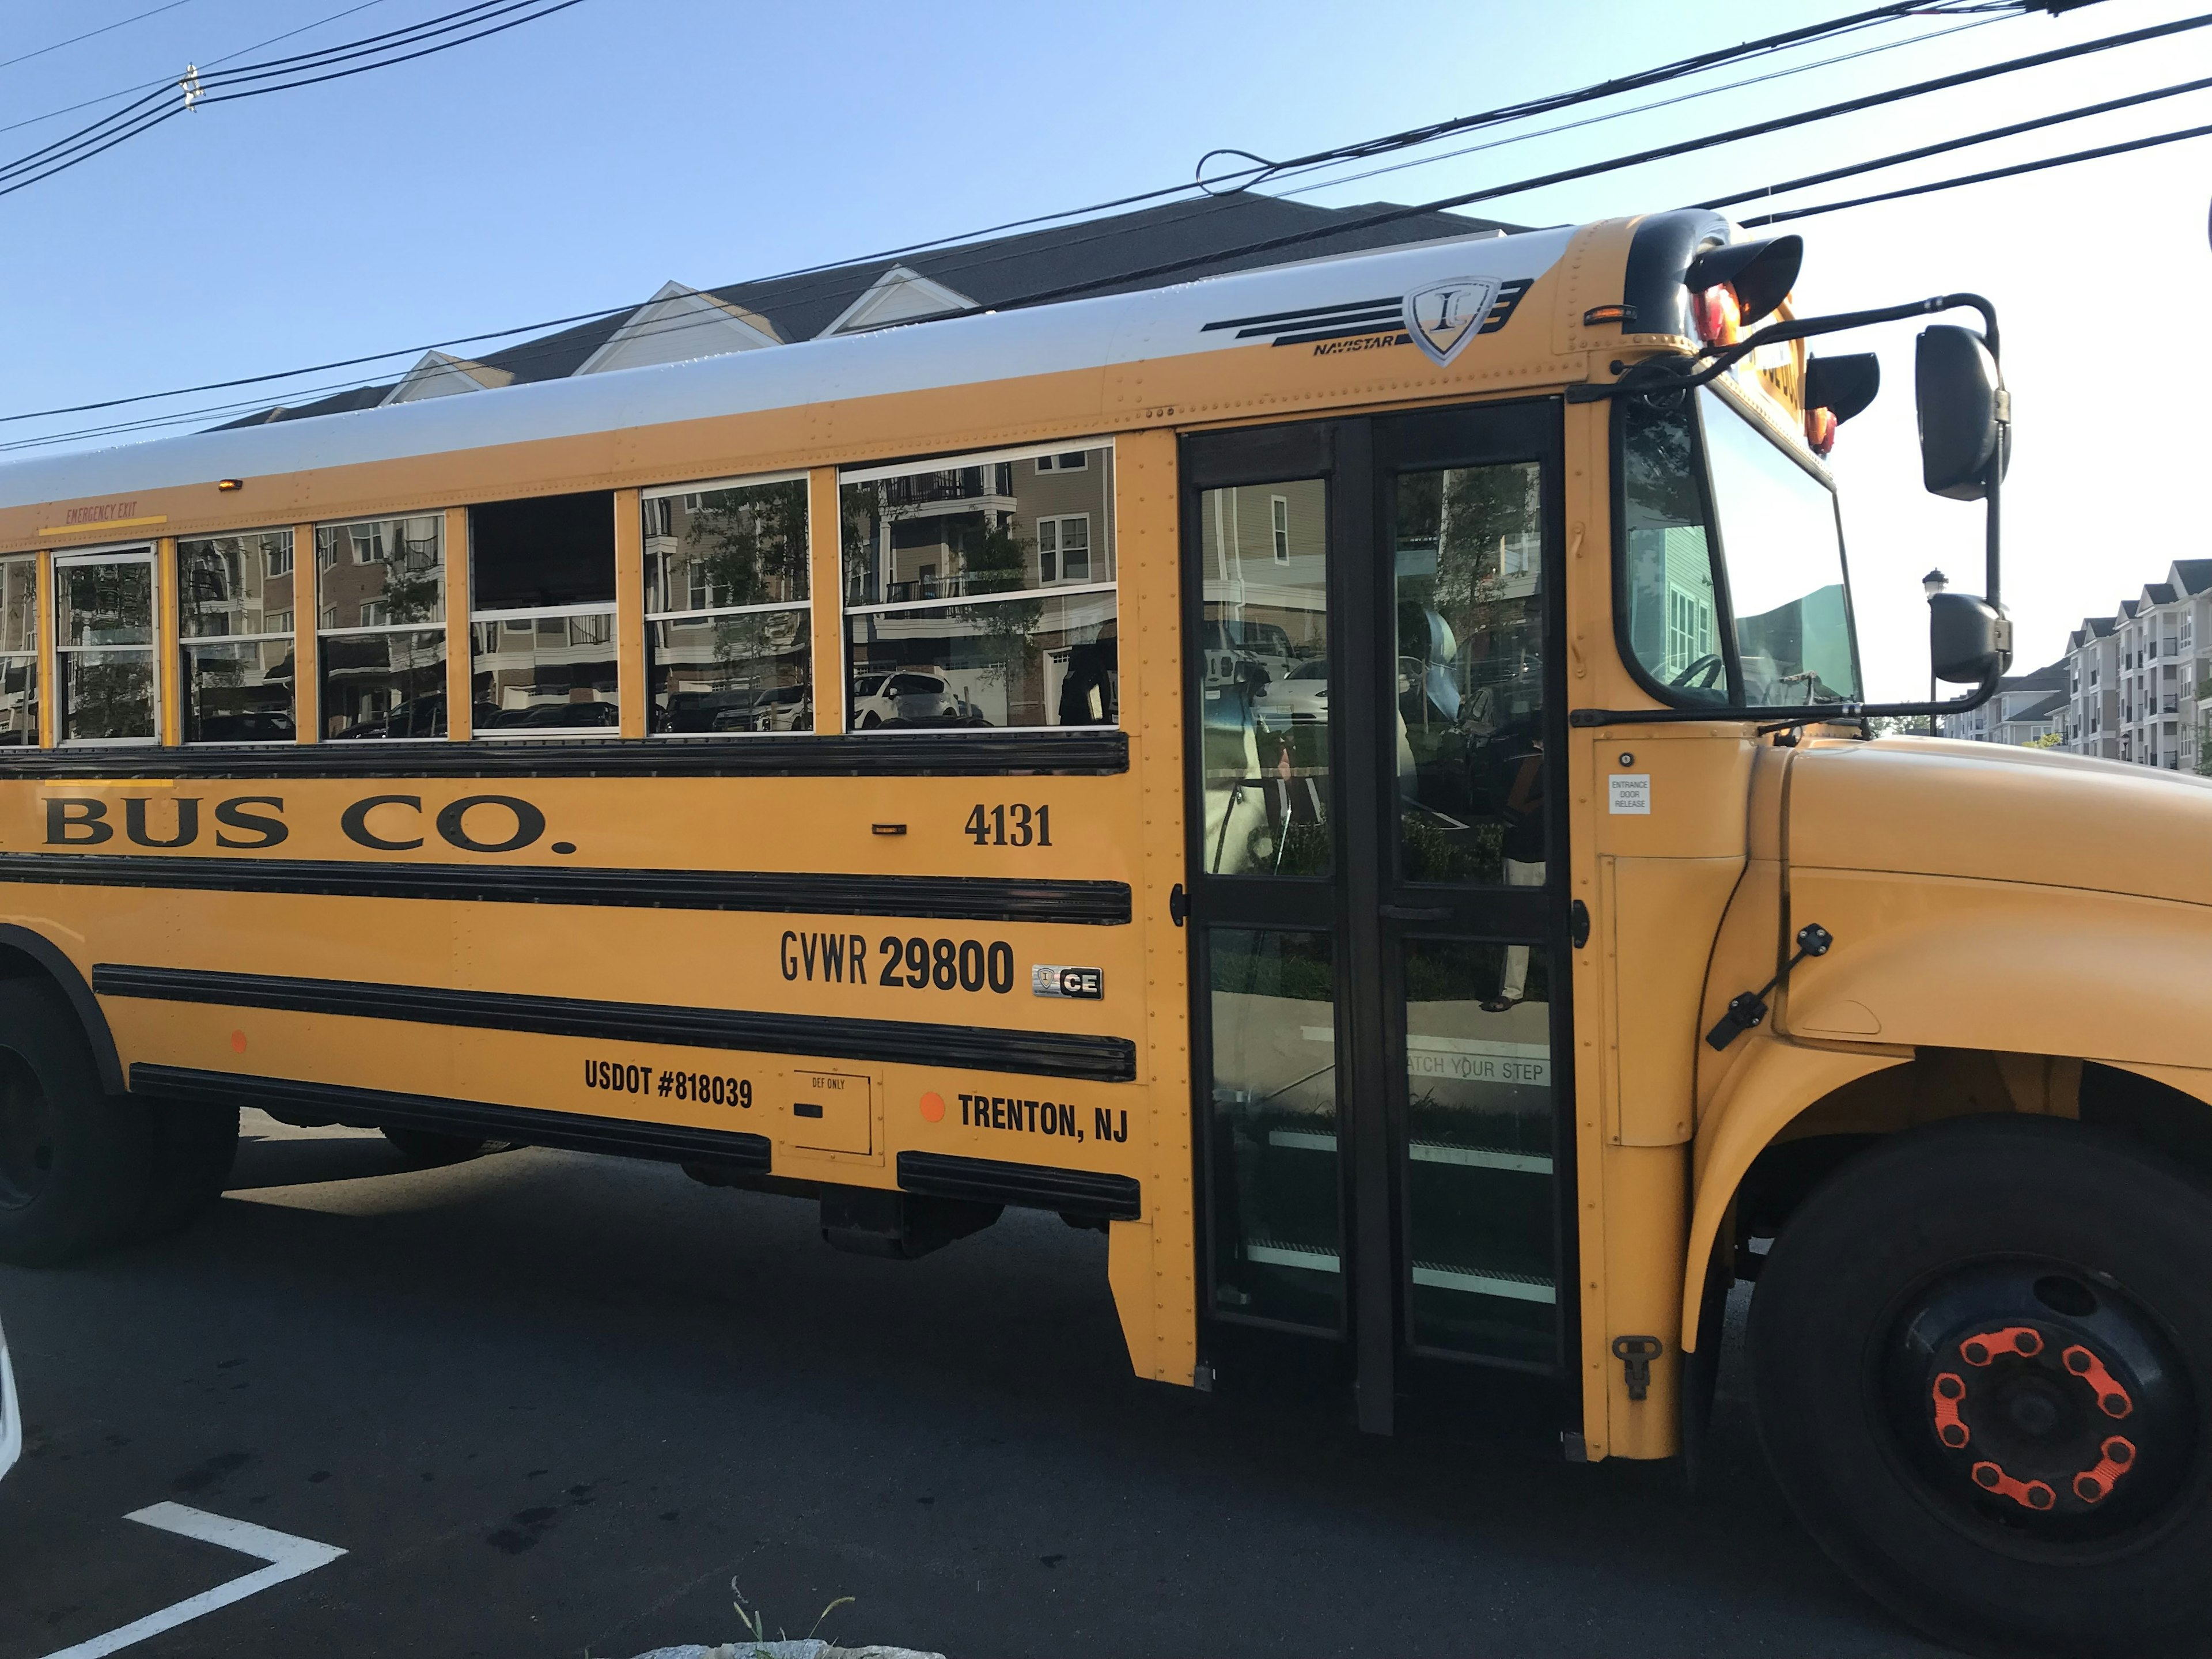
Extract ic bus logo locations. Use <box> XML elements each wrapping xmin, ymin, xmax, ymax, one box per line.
<box><xmin>1404</xmin><ymin>277</ymin><xmax>1500</xmax><ymax>366</ymax></box>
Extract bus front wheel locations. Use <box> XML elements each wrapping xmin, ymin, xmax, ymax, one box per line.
<box><xmin>0</xmin><ymin>979</ymin><xmax>153</xmax><ymax>1265</ymax></box>
<box><xmin>1751</xmin><ymin>1115</ymin><xmax>2212</xmax><ymax>1658</ymax></box>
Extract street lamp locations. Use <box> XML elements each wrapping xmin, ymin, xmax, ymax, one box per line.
<box><xmin>1923</xmin><ymin>569</ymin><xmax>1949</xmax><ymax>736</ymax></box>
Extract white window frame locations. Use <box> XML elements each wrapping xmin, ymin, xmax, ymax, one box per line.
<box><xmin>177</xmin><ymin>528</ymin><xmax>298</xmax><ymax>747</ymax></box>
<box><xmin>1035</xmin><ymin>452</ymin><xmax>1088</xmax><ymax>473</ymax></box>
<box><xmin>839</xmin><ymin>438</ymin><xmax>1119</xmax><ymax>735</ymax></box>
<box><xmin>54</xmin><ymin>541</ymin><xmax>160</xmax><ymax>748</ymax></box>
<box><xmin>639</xmin><ymin>468</ymin><xmax>813</xmax><ymax>741</ymax></box>
<box><xmin>1271</xmin><ymin>495</ymin><xmax>1290</xmax><ymax>563</ymax></box>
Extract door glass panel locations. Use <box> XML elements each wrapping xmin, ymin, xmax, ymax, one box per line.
<box><xmin>1198</xmin><ymin>483</ymin><xmax>1330</xmax><ymax>877</ymax></box>
<box><xmin>1392</xmin><ymin>463</ymin><xmax>1544</xmax><ymax>885</ymax></box>
<box><xmin>1402</xmin><ymin>938</ymin><xmax>1557</xmax><ymax>1365</ymax></box>
<box><xmin>1207</xmin><ymin>928</ymin><xmax>1342</xmax><ymax>1331</ymax></box>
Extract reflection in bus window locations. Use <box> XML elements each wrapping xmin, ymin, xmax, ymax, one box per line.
<box><xmin>317</xmin><ymin>516</ymin><xmax>445</xmax><ymax>739</ymax></box>
<box><xmin>1402</xmin><ymin>937</ymin><xmax>1556</xmax><ymax>1366</ymax></box>
<box><xmin>1199</xmin><ymin>480</ymin><xmax>1330</xmax><ymax>877</ymax></box>
<box><xmin>179</xmin><ymin>530</ymin><xmax>296</xmax><ymax>744</ymax></box>
<box><xmin>644</xmin><ymin>475</ymin><xmax>810</xmax><ymax>735</ymax></box>
<box><xmin>55</xmin><ymin>548</ymin><xmax>157</xmax><ymax>744</ymax></box>
<box><xmin>840</xmin><ymin>446</ymin><xmax>1116</xmax><ymax>731</ymax></box>
<box><xmin>1699</xmin><ymin>388</ymin><xmax>1859</xmax><ymax>706</ymax></box>
<box><xmin>1392</xmin><ymin>463</ymin><xmax>1544</xmax><ymax>885</ymax></box>
<box><xmin>470</xmin><ymin>493</ymin><xmax>619</xmax><ymax>738</ymax></box>
<box><xmin>1208</xmin><ymin>927</ymin><xmax>1343</xmax><ymax>1332</ymax></box>
<box><xmin>0</xmin><ymin>557</ymin><xmax>37</xmax><ymax>745</ymax></box>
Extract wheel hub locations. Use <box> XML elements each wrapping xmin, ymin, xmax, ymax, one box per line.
<box><xmin>1885</xmin><ymin>1264</ymin><xmax>2195</xmax><ymax>1542</ymax></box>
<box><xmin>0</xmin><ymin>1050</ymin><xmax>54</xmax><ymax>1210</ymax></box>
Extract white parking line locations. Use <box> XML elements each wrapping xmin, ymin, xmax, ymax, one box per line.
<box><xmin>39</xmin><ymin>1502</ymin><xmax>346</xmax><ymax>1659</ymax></box>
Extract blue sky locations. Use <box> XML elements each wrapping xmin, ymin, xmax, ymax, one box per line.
<box><xmin>1</xmin><ymin>0</ymin><xmax>2206</xmax><ymax>698</ymax></box>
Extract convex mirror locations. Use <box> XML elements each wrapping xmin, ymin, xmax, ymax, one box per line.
<box><xmin>1915</xmin><ymin>326</ymin><xmax>2009</xmax><ymax>501</ymax></box>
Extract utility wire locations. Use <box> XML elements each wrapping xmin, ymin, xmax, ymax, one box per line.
<box><xmin>0</xmin><ymin>1</ymin><xmax>392</xmax><ymax>139</ymax></box>
<box><xmin>0</xmin><ymin>1</ymin><xmax>196</xmax><ymax>76</ymax></box>
<box><xmin>0</xmin><ymin>0</ymin><xmax>585</xmax><ymax>200</ymax></box>
<box><xmin>0</xmin><ymin>0</ymin><xmax>2036</xmax><ymax>423</ymax></box>
<box><xmin>0</xmin><ymin>0</ymin><xmax>2132</xmax><ymax>438</ymax></box>
<box><xmin>1702</xmin><ymin>71</ymin><xmax>2212</xmax><ymax>209</ymax></box>
<box><xmin>961</xmin><ymin>7</ymin><xmax>2212</xmax><ymax>320</ymax></box>
<box><xmin>1740</xmin><ymin>119</ymin><xmax>2212</xmax><ymax>224</ymax></box>
<box><xmin>13</xmin><ymin>76</ymin><xmax>2204</xmax><ymax>458</ymax></box>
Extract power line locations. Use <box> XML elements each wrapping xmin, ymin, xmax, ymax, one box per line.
<box><xmin>1265</xmin><ymin>12</ymin><xmax>2007</xmax><ymax>203</ymax></box>
<box><xmin>12</xmin><ymin>72</ymin><xmax>2202</xmax><ymax>459</ymax></box>
<box><xmin>1701</xmin><ymin>71</ymin><xmax>2212</xmax><ymax>210</ymax></box>
<box><xmin>0</xmin><ymin>0</ymin><xmax>2135</xmax><ymax>441</ymax></box>
<box><xmin>0</xmin><ymin>0</ymin><xmax>586</xmax><ymax>201</ymax></box>
<box><xmin>0</xmin><ymin>1</ymin><xmax>393</xmax><ymax>139</ymax></box>
<box><xmin>1739</xmin><ymin>119</ymin><xmax>2212</xmax><ymax>224</ymax></box>
<box><xmin>1195</xmin><ymin>0</ymin><xmax>2037</xmax><ymax>192</ymax></box>
<box><xmin>0</xmin><ymin>1</ymin><xmax>196</xmax><ymax>76</ymax></box>
<box><xmin>963</xmin><ymin>7</ymin><xmax>2212</xmax><ymax>320</ymax></box>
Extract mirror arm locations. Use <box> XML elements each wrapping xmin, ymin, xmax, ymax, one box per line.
<box><xmin>1565</xmin><ymin>292</ymin><xmax>1999</xmax><ymax>404</ymax></box>
<box><xmin>1569</xmin><ymin>666</ymin><xmax>2003</xmax><ymax>732</ymax></box>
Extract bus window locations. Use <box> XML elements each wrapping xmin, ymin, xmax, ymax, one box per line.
<box><xmin>316</xmin><ymin>516</ymin><xmax>446</xmax><ymax>740</ymax></box>
<box><xmin>839</xmin><ymin>444</ymin><xmax>1117</xmax><ymax>731</ymax></box>
<box><xmin>0</xmin><ymin>556</ymin><xmax>37</xmax><ymax>745</ymax></box>
<box><xmin>471</xmin><ymin>493</ymin><xmax>620</xmax><ymax>738</ymax></box>
<box><xmin>178</xmin><ymin>530</ymin><xmax>296</xmax><ymax>745</ymax></box>
<box><xmin>642</xmin><ymin>474</ymin><xmax>810</xmax><ymax>736</ymax></box>
<box><xmin>54</xmin><ymin>545</ymin><xmax>157</xmax><ymax>745</ymax></box>
<box><xmin>1198</xmin><ymin>480</ymin><xmax>1330</xmax><ymax>877</ymax></box>
<box><xmin>1393</xmin><ymin>461</ymin><xmax>1544</xmax><ymax>885</ymax></box>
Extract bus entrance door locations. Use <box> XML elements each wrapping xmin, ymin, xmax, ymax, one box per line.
<box><xmin>1182</xmin><ymin>402</ymin><xmax>1573</xmax><ymax>1434</ymax></box>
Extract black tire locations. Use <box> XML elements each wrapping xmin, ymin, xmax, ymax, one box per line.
<box><xmin>1751</xmin><ymin>1115</ymin><xmax>2212</xmax><ymax>1658</ymax></box>
<box><xmin>123</xmin><ymin>1103</ymin><xmax>238</xmax><ymax>1243</ymax></box>
<box><xmin>381</xmin><ymin>1126</ymin><xmax>487</xmax><ymax>1165</ymax></box>
<box><xmin>0</xmin><ymin>978</ymin><xmax>152</xmax><ymax>1266</ymax></box>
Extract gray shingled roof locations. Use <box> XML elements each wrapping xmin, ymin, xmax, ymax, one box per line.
<box><xmin>224</xmin><ymin>195</ymin><xmax>1523</xmax><ymax>428</ymax></box>
<box><xmin>2009</xmin><ymin>690</ymin><xmax>2067</xmax><ymax>724</ymax></box>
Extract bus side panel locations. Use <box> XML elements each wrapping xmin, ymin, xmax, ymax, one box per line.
<box><xmin>1108</xmin><ymin>427</ymin><xmax>1195</xmax><ymax>1389</ymax></box>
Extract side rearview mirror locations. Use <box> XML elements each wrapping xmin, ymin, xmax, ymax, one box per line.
<box><xmin>1930</xmin><ymin>590</ymin><xmax>2012</xmax><ymax>685</ymax></box>
<box><xmin>1915</xmin><ymin>325</ymin><xmax>2010</xmax><ymax>501</ymax></box>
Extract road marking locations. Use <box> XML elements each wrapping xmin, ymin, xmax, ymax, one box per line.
<box><xmin>39</xmin><ymin>1502</ymin><xmax>346</xmax><ymax>1659</ymax></box>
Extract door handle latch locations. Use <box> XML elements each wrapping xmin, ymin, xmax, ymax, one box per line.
<box><xmin>1705</xmin><ymin>922</ymin><xmax>1835</xmax><ymax>1051</ymax></box>
<box><xmin>1570</xmin><ymin>899</ymin><xmax>1590</xmax><ymax>949</ymax></box>
<box><xmin>1169</xmin><ymin>884</ymin><xmax>1188</xmax><ymax>927</ymax></box>
<box><xmin>1613</xmin><ymin>1335</ymin><xmax>1663</xmax><ymax>1401</ymax></box>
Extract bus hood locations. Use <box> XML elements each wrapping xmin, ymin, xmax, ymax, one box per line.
<box><xmin>1786</xmin><ymin>737</ymin><xmax>2212</xmax><ymax>906</ymax></box>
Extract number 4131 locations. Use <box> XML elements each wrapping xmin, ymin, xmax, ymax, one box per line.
<box><xmin>965</xmin><ymin>803</ymin><xmax>1052</xmax><ymax>846</ymax></box>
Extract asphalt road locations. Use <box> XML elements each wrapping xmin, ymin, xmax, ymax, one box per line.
<box><xmin>0</xmin><ymin>1113</ymin><xmax>1942</xmax><ymax>1659</ymax></box>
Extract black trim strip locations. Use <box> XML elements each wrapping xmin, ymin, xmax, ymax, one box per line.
<box><xmin>0</xmin><ymin>729</ymin><xmax>1127</xmax><ymax>781</ymax></box>
<box><xmin>0</xmin><ymin>854</ymin><xmax>1131</xmax><ymax>925</ymax></box>
<box><xmin>897</xmin><ymin>1149</ymin><xmax>1141</xmax><ymax>1221</ymax></box>
<box><xmin>131</xmin><ymin>1063</ymin><xmax>773</xmax><ymax>1171</ymax></box>
<box><xmin>1201</xmin><ymin>296</ymin><xmax>1398</xmax><ymax>332</ymax></box>
<box><xmin>94</xmin><ymin>964</ymin><xmax>1139</xmax><ymax>1083</ymax></box>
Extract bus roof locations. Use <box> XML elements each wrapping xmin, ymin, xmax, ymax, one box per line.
<box><xmin>0</xmin><ymin>224</ymin><xmax>1578</xmax><ymax>514</ymax></box>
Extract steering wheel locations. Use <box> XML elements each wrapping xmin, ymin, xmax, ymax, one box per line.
<box><xmin>1669</xmin><ymin>654</ymin><xmax>1726</xmax><ymax>691</ymax></box>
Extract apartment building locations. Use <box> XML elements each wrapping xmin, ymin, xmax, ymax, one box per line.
<box><xmin>1941</xmin><ymin>660</ymin><xmax>2067</xmax><ymax>746</ymax></box>
<box><xmin>2058</xmin><ymin>560</ymin><xmax>2212</xmax><ymax>770</ymax></box>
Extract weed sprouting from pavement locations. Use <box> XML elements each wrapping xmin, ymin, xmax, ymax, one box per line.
<box><xmin>728</xmin><ymin>1576</ymin><xmax>855</xmax><ymax>1654</ymax></box>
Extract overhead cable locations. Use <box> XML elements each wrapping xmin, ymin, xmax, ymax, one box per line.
<box><xmin>0</xmin><ymin>0</ymin><xmax>586</xmax><ymax>200</ymax></box>
<box><xmin>0</xmin><ymin>1</ymin><xmax>2152</xmax><ymax>439</ymax></box>
<box><xmin>1702</xmin><ymin>72</ymin><xmax>2212</xmax><ymax>210</ymax></box>
<box><xmin>1738</xmin><ymin>119</ymin><xmax>2212</xmax><ymax>224</ymax></box>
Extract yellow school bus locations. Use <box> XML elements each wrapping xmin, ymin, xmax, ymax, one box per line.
<box><xmin>0</xmin><ymin>207</ymin><xmax>2200</xmax><ymax>1656</ymax></box>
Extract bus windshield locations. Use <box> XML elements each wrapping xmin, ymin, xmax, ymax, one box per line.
<box><xmin>1620</xmin><ymin>387</ymin><xmax>1861</xmax><ymax>707</ymax></box>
